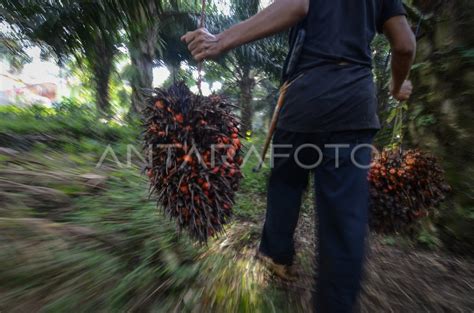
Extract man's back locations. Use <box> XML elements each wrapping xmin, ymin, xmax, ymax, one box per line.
<box><xmin>298</xmin><ymin>0</ymin><xmax>405</xmax><ymax>69</ymax></box>
<box><xmin>278</xmin><ymin>0</ymin><xmax>407</xmax><ymax>133</ymax></box>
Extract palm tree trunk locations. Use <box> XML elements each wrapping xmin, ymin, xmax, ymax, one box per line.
<box><xmin>171</xmin><ymin>65</ymin><xmax>179</xmax><ymax>83</ymax></box>
<box><xmin>128</xmin><ymin>2</ymin><xmax>159</xmax><ymax>115</ymax></box>
<box><xmin>130</xmin><ymin>50</ymin><xmax>154</xmax><ymax>114</ymax></box>
<box><xmin>239</xmin><ymin>69</ymin><xmax>256</xmax><ymax>136</ymax></box>
<box><xmin>90</xmin><ymin>35</ymin><xmax>115</xmax><ymax>117</ymax></box>
<box><xmin>93</xmin><ymin>65</ymin><xmax>112</xmax><ymax>116</ymax></box>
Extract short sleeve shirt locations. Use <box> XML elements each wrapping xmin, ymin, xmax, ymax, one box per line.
<box><xmin>277</xmin><ymin>0</ymin><xmax>407</xmax><ymax>133</ymax></box>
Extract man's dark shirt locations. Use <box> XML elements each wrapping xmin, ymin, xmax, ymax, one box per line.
<box><xmin>277</xmin><ymin>0</ymin><xmax>407</xmax><ymax>133</ymax></box>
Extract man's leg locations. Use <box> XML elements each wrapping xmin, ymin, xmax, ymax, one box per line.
<box><xmin>258</xmin><ymin>128</ymin><xmax>311</xmax><ymax>265</ymax></box>
<box><xmin>313</xmin><ymin>130</ymin><xmax>376</xmax><ymax>313</ymax></box>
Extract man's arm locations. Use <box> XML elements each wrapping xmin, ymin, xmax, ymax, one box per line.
<box><xmin>383</xmin><ymin>15</ymin><xmax>417</xmax><ymax>101</ymax></box>
<box><xmin>181</xmin><ymin>0</ymin><xmax>309</xmax><ymax>61</ymax></box>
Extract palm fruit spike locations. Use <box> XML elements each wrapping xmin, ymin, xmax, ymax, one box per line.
<box><xmin>142</xmin><ymin>82</ymin><xmax>243</xmax><ymax>243</ymax></box>
<box><xmin>368</xmin><ymin>148</ymin><xmax>451</xmax><ymax>234</ymax></box>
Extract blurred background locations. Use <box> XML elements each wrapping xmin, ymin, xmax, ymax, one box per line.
<box><xmin>0</xmin><ymin>0</ymin><xmax>472</xmax><ymax>312</ymax></box>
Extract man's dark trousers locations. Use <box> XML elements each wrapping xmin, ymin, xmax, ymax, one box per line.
<box><xmin>258</xmin><ymin>128</ymin><xmax>376</xmax><ymax>313</ymax></box>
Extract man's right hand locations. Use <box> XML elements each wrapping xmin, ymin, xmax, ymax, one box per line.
<box><xmin>390</xmin><ymin>79</ymin><xmax>413</xmax><ymax>101</ymax></box>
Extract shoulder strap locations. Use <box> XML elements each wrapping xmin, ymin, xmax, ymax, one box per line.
<box><xmin>281</xmin><ymin>16</ymin><xmax>308</xmax><ymax>84</ymax></box>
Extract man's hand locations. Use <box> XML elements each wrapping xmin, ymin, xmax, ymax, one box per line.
<box><xmin>181</xmin><ymin>28</ymin><xmax>224</xmax><ymax>62</ymax></box>
<box><xmin>181</xmin><ymin>0</ymin><xmax>308</xmax><ymax>62</ymax></box>
<box><xmin>390</xmin><ymin>79</ymin><xmax>413</xmax><ymax>101</ymax></box>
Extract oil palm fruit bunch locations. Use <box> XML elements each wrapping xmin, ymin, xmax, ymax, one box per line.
<box><xmin>142</xmin><ymin>82</ymin><xmax>243</xmax><ymax>242</ymax></box>
<box><xmin>368</xmin><ymin>148</ymin><xmax>450</xmax><ymax>234</ymax></box>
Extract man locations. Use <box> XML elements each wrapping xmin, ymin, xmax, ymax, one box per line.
<box><xmin>182</xmin><ymin>0</ymin><xmax>416</xmax><ymax>312</ymax></box>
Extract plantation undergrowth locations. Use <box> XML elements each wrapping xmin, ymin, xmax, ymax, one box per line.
<box><xmin>0</xmin><ymin>109</ymin><xmax>472</xmax><ymax>312</ymax></box>
<box><xmin>0</xmin><ymin>134</ymin><xmax>310</xmax><ymax>312</ymax></box>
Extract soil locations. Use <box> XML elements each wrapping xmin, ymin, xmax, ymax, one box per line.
<box><xmin>227</xmin><ymin>210</ymin><xmax>474</xmax><ymax>313</ymax></box>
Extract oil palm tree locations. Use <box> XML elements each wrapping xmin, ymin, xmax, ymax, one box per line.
<box><xmin>107</xmin><ymin>0</ymin><xmax>198</xmax><ymax>114</ymax></box>
<box><xmin>205</xmin><ymin>0</ymin><xmax>287</xmax><ymax>135</ymax></box>
<box><xmin>0</xmin><ymin>0</ymin><xmax>120</xmax><ymax>115</ymax></box>
<box><xmin>0</xmin><ymin>0</ymin><xmax>195</xmax><ymax>115</ymax></box>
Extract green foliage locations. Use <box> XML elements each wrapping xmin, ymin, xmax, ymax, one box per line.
<box><xmin>371</xmin><ymin>34</ymin><xmax>398</xmax><ymax>148</ymax></box>
<box><xmin>0</xmin><ymin>167</ymin><xmax>200</xmax><ymax>312</ymax></box>
<box><xmin>0</xmin><ymin>143</ymin><xmax>303</xmax><ymax>312</ymax></box>
<box><xmin>0</xmin><ymin>101</ymin><xmax>139</xmax><ymax>148</ymax></box>
<box><xmin>232</xmin><ymin>134</ymin><xmax>270</xmax><ymax>220</ymax></box>
<box><xmin>381</xmin><ymin>236</ymin><xmax>397</xmax><ymax>246</ymax></box>
<box><xmin>0</xmin><ymin>29</ymin><xmax>32</xmax><ymax>73</ymax></box>
<box><xmin>417</xmin><ymin>227</ymin><xmax>441</xmax><ymax>250</ymax></box>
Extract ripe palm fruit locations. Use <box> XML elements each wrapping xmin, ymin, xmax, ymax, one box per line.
<box><xmin>368</xmin><ymin>148</ymin><xmax>451</xmax><ymax>234</ymax></box>
<box><xmin>142</xmin><ymin>82</ymin><xmax>243</xmax><ymax>242</ymax></box>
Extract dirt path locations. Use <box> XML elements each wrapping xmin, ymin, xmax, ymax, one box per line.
<box><xmin>361</xmin><ymin>240</ymin><xmax>474</xmax><ymax>313</ymax></box>
<box><xmin>224</xmin><ymin>211</ymin><xmax>474</xmax><ymax>313</ymax></box>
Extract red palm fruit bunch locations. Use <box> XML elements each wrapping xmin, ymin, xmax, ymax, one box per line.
<box><xmin>142</xmin><ymin>82</ymin><xmax>243</xmax><ymax>242</ymax></box>
<box><xmin>368</xmin><ymin>148</ymin><xmax>451</xmax><ymax>234</ymax></box>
